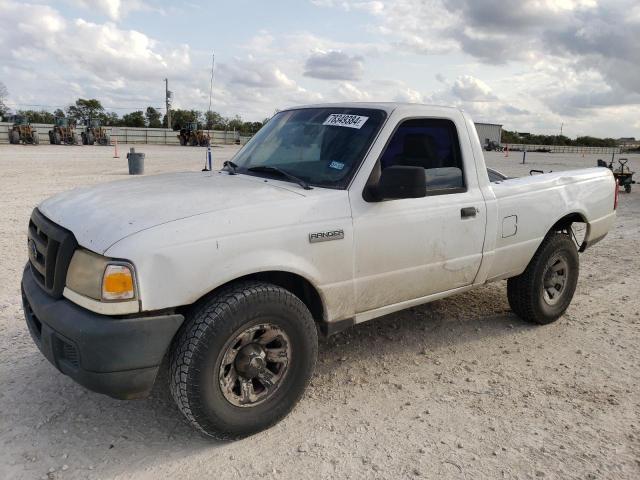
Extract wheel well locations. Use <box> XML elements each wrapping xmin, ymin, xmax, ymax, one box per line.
<box><xmin>186</xmin><ymin>271</ymin><xmax>326</xmax><ymax>325</ymax></box>
<box><xmin>550</xmin><ymin>212</ymin><xmax>587</xmax><ymax>233</ymax></box>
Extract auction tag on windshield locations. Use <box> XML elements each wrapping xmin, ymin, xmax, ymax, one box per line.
<box><xmin>323</xmin><ymin>114</ymin><xmax>369</xmax><ymax>129</ymax></box>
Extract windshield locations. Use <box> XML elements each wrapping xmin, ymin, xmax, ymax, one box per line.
<box><xmin>231</xmin><ymin>107</ymin><xmax>386</xmax><ymax>189</ymax></box>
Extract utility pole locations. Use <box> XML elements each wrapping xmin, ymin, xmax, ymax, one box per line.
<box><xmin>165</xmin><ymin>78</ymin><xmax>172</xmax><ymax>129</ymax></box>
<box><xmin>560</xmin><ymin>122</ymin><xmax>563</xmax><ymax>137</ymax></box>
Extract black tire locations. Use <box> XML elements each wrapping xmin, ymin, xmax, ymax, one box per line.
<box><xmin>169</xmin><ymin>281</ymin><xmax>318</xmax><ymax>439</ymax></box>
<box><xmin>9</xmin><ymin>131</ymin><xmax>19</xmax><ymax>144</ymax></box>
<box><xmin>86</xmin><ymin>133</ymin><xmax>95</xmax><ymax>145</ymax></box>
<box><xmin>507</xmin><ymin>232</ymin><xmax>579</xmax><ymax>324</ymax></box>
<box><xmin>624</xmin><ymin>184</ymin><xmax>631</xmax><ymax>193</ymax></box>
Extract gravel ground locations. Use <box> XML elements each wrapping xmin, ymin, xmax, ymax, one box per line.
<box><xmin>0</xmin><ymin>145</ymin><xmax>639</xmax><ymax>480</ymax></box>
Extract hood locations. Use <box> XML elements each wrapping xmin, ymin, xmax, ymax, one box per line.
<box><xmin>39</xmin><ymin>171</ymin><xmax>305</xmax><ymax>253</ymax></box>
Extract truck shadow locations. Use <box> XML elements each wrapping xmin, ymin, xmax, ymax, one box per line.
<box><xmin>11</xmin><ymin>282</ymin><xmax>534</xmax><ymax>476</ymax></box>
<box><xmin>314</xmin><ymin>281</ymin><xmax>533</xmax><ymax>377</ymax></box>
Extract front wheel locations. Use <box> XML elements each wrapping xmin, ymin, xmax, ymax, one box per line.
<box><xmin>169</xmin><ymin>281</ymin><xmax>318</xmax><ymax>439</ymax></box>
<box><xmin>507</xmin><ymin>232</ymin><xmax>579</xmax><ymax>324</ymax></box>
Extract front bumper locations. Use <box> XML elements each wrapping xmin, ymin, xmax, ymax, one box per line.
<box><xmin>21</xmin><ymin>265</ymin><xmax>184</xmax><ymax>399</ymax></box>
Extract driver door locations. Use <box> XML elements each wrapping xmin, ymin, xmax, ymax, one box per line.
<box><xmin>351</xmin><ymin>117</ymin><xmax>486</xmax><ymax>313</ymax></box>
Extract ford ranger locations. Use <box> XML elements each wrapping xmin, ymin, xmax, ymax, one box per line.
<box><xmin>21</xmin><ymin>103</ymin><xmax>617</xmax><ymax>439</ymax></box>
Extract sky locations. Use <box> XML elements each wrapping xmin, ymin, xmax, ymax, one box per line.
<box><xmin>1</xmin><ymin>0</ymin><xmax>639</xmax><ymax>138</ymax></box>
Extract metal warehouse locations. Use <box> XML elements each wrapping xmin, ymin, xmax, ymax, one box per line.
<box><xmin>475</xmin><ymin>122</ymin><xmax>502</xmax><ymax>146</ymax></box>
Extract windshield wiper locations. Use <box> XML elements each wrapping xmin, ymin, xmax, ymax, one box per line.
<box><xmin>247</xmin><ymin>166</ymin><xmax>313</xmax><ymax>190</ymax></box>
<box><xmin>223</xmin><ymin>160</ymin><xmax>238</xmax><ymax>175</ymax></box>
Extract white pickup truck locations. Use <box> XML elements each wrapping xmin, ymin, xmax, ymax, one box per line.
<box><xmin>21</xmin><ymin>103</ymin><xmax>617</xmax><ymax>439</ymax></box>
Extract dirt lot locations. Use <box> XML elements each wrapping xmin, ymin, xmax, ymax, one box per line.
<box><xmin>0</xmin><ymin>145</ymin><xmax>638</xmax><ymax>480</ymax></box>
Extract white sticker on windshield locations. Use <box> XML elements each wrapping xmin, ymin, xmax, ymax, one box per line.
<box><xmin>323</xmin><ymin>114</ymin><xmax>369</xmax><ymax>129</ymax></box>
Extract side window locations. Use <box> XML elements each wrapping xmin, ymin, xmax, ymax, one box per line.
<box><xmin>379</xmin><ymin>118</ymin><xmax>465</xmax><ymax>193</ymax></box>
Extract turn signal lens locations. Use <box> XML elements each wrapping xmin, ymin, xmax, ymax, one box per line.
<box><xmin>102</xmin><ymin>265</ymin><xmax>135</xmax><ymax>300</ymax></box>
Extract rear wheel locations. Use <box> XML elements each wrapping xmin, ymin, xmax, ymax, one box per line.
<box><xmin>624</xmin><ymin>184</ymin><xmax>631</xmax><ymax>193</ymax></box>
<box><xmin>507</xmin><ymin>232</ymin><xmax>579</xmax><ymax>324</ymax></box>
<box><xmin>86</xmin><ymin>133</ymin><xmax>95</xmax><ymax>145</ymax></box>
<box><xmin>53</xmin><ymin>132</ymin><xmax>62</xmax><ymax>145</ymax></box>
<box><xmin>169</xmin><ymin>281</ymin><xmax>318</xmax><ymax>439</ymax></box>
<box><xmin>9</xmin><ymin>130</ymin><xmax>19</xmax><ymax>144</ymax></box>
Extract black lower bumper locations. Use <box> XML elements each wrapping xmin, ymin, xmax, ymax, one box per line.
<box><xmin>21</xmin><ymin>266</ymin><xmax>184</xmax><ymax>399</ymax></box>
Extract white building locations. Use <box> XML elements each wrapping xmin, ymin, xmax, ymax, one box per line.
<box><xmin>474</xmin><ymin>123</ymin><xmax>502</xmax><ymax>146</ymax></box>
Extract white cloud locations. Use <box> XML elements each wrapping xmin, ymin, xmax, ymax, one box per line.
<box><xmin>221</xmin><ymin>57</ymin><xmax>296</xmax><ymax>89</ymax></box>
<box><xmin>71</xmin><ymin>0</ymin><xmax>159</xmax><ymax>21</ymax></box>
<box><xmin>451</xmin><ymin>75</ymin><xmax>497</xmax><ymax>102</ymax></box>
<box><xmin>310</xmin><ymin>0</ymin><xmax>384</xmax><ymax>14</ymax></box>
<box><xmin>394</xmin><ymin>87</ymin><xmax>424</xmax><ymax>103</ymax></box>
<box><xmin>333</xmin><ymin>82</ymin><xmax>371</xmax><ymax>101</ymax></box>
<box><xmin>303</xmin><ymin>51</ymin><xmax>364</xmax><ymax>80</ymax></box>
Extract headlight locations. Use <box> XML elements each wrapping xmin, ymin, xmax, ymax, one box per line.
<box><xmin>66</xmin><ymin>249</ymin><xmax>137</xmax><ymax>302</ymax></box>
<box><xmin>102</xmin><ymin>264</ymin><xmax>135</xmax><ymax>300</ymax></box>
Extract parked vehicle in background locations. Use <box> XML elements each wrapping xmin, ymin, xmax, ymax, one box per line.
<box><xmin>21</xmin><ymin>103</ymin><xmax>617</xmax><ymax>440</ymax></box>
<box><xmin>7</xmin><ymin>115</ymin><xmax>39</xmax><ymax>145</ymax></box>
<box><xmin>598</xmin><ymin>158</ymin><xmax>635</xmax><ymax>193</ymax></box>
<box><xmin>81</xmin><ymin>119</ymin><xmax>111</xmax><ymax>146</ymax></box>
<box><xmin>483</xmin><ymin>139</ymin><xmax>503</xmax><ymax>151</ymax></box>
<box><xmin>177</xmin><ymin>122</ymin><xmax>211</xmax><ymax>146</ymax></box>
<box><xmin>49</xmin><ymin>117</ymin><xmax>80</xmax><ymax>145</ymax></box>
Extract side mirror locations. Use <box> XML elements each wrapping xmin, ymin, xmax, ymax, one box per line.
<box><xmin>369</xmin><ymin>165</ymin><xmax>426</xmax><ymax>200</ymax></box>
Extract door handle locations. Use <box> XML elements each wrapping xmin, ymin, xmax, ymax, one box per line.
<box><xmin>461</xmin><ymin>207</ymin><xmax>477</xmax><ymax>218</ymax></box>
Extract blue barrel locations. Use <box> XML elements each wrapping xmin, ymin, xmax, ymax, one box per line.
<box><xmin>127</xmin><ymin>148</ymin><xmax>145</xmax><ymax>175</ymax></box>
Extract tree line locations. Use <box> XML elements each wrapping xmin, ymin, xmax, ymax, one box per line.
<box><xmin>501</xmin><ymin>129</ymin><xmax>619</xmax><ymax>148</ymax></box>
<box><xmin>2</xmin><ymin>96</ymin><xmax>268</xmax><ymax>135</ymax></box>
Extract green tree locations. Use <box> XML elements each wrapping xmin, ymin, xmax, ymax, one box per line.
<box><xmin>204</xmin><ymin>110</ymin><xmax>223</xmax><ymax>129</ymax></box>
<box><xmin>0</xmin><ymin>81</ymin><xmax>8</xmax><ymax>118</ymax></box>
<box><xmin>226</xmin><ymin>115</ymin><xmax>243</xmax><ymax>131</ymax></box>
<box><xmin>53</xmin><ymin>108</ymin><xmax>65</xmax><ymax>119</ymax></box>
<box><xmin>120</xmin><ymin>110</ymin><xmax>146</xmax><ymax>127</ymax></box>
<box><xmin>240</xmin><ymin>121</ymin><xmax>264</xmax><ymax>134</ymax></box>
<box><xmin>163</xmin><ymin>109</ymin><xmax>201</xmax><ymax>130</ymax></box>
<box><xmin>16</xmin><ymin>110</ymin><xmax>55</xmax><ymax>124</ymax></box>
<box><xmin>99</xmin><ymin>112</ymin><xmax>120</xmax><ymax>126</ymax></box>
<box><xmin>145</xmin><ymin>107</ymin><xmax>162</xmax><ymax>128</ymax></box>
<box><xmin>67</xmin><ymin>98</ymin><xmax>104</xmax><ymax>124</ymax></box>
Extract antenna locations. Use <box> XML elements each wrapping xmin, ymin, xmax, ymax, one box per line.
<box><xmin>208</xmin><ymin>52</ymin><xmax>215</xmax><ymax>115</ymax></box>
<box><xmin>203</xmin><ymin>52</ymin><xmax>215</xmax><ymax>172</ymax></box>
